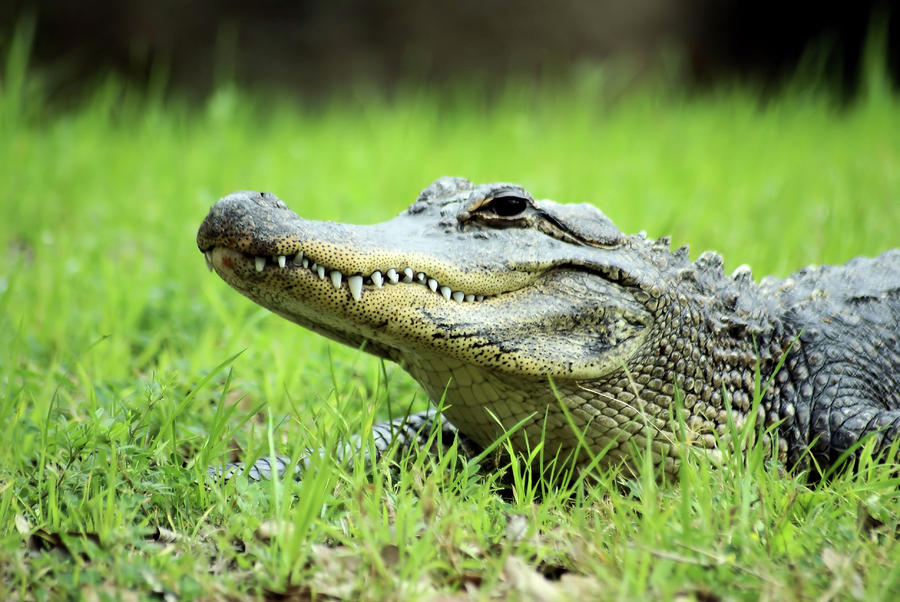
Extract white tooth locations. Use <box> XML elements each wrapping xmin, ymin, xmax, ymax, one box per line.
<box><xmin>317</xmin><ymin>265</ymin><xmax>326</xmax><ymax>279</ymax></box>
<box><xmin>371</xmin><ymin>271</ymin><xmax>384</xmax><ymax>287</ymax></box>
<box><xmin>348</xmin><ymin>275</ymin><xmax>363</xmax><ymax>300</ymax></box>
<box><xmin>416</xmin><ymin>272</ymin><xmax>426</xmax><ymax>283</ymax></box>
<box><xmin>465</xmin><ymin>294</ymin><xmax>475</xmax><ymax>302</ymax></box>
<box><xmin>293</xmin><ymin>251</ymin><xmax>304</xmax><ymax>266</ymax></box>
<box><xmin>386</xmin><ymin>268</ymin><xmax>399</xmax><ymax>284</ymax></box>
<box><xmin>255</xmin><ymin>256</ymin><xmax>266</xmax><ymax>272</ymax></box>
<box><xmin>302</xmin><ymin>258</ymin><xmax>309</xmax><ymax>268</ymax></box>
<box><xmin>452</xmin><ymin>291</ymin><xmax>464</xmax><ymax>302</ymax></box>
<box><xmin>277</xmin><ymin>255</ymin><xmax>286</xmax><ymax>268</ymax></box>
<box><xmin>330</xmin><ymin>270</ymin><xmax>342</xmax><ymax>289</ymax></box>
<box><xmin>427</xmin><ymin>278</ymin><xmax>438</xmax><ymax>292</ymax></box>
<box><xmin>403</xmin><ymin>267</ymin><xmax>414</xmax><ymax>283</ymax></box>
<box><xmin>440</xmin><ymin>286</ymin><xmax>451</xmax><ymax>300</ymax></box>
<box><xmin>476</xmin><ymin>295</ymin><xmax>485</xmax><ymax>302</ymax></box>
<box><xmin>204</xmin><ymin>252</ymin><xmax>214</xmax><ymax>272</ymax></box>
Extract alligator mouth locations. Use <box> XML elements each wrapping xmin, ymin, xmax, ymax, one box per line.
<box><xmin>202</xmin><ymin>241</ymin><xmax>650</xmax><ymax>380</ymax></box>
<box><xmin>204</xmin><ymin>247</ymin><xmax>499</xmax><ymax>303</ymax></box>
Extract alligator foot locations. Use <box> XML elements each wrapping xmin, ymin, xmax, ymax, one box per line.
<box><xmin>207</xmin><ymin>408</ymin><xmax>478</xmax><ymax>482</ymax></box>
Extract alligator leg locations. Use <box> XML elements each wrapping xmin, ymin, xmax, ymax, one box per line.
<box><xmin>208</xmin><ymin>408</ymin><xmax>477</xmax><ymax>482</ymax></box>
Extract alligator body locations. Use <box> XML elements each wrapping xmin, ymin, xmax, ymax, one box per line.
<box><xmin>197</xmin><ymin>177</ymin><xmax>900</xmax><ymax>478</ymax></box>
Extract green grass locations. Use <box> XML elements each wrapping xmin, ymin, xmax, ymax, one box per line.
<box><xmin>1</xmin><ymin>45</ymin><xmax>899</xmax><ymax>599</ymax></box>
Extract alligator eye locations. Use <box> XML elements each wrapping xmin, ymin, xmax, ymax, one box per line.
<box><xmin>485</xmin><ymin>195</ymin><xmax>528</xmax><ymax>217</ymax></box>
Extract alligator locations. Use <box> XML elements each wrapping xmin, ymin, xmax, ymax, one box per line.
<box><xmin>196</xmin><ymin>177</ymin><xmax>900</xmax><ymax>480</ymax></box>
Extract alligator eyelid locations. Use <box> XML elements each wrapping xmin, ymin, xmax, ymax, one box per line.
<box><xmin>538</xmin><ymin>211</ymin><xmax>567</xmax><ymax>230</ymax></box>
<box><xmin>536</xmin><ymin>211</ymin><xmax>623</xmax><ymax>249</ymax></box>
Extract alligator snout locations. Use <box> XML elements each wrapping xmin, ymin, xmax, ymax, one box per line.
<box><xmin>197</xmin><ymin>190</ymin><xmax>303</xmax><ymax>255</ymax></box>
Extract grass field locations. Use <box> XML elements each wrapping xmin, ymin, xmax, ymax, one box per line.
<box><xmin>1</xmin><ymin>37</ymin><xmax>899</xmax><ymax>600</ymax></box>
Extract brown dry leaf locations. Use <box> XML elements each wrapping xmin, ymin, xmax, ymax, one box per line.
<box><xmin>821</xmin><ymin>547</ymin><xmax>848</xmax><ymax>573</ymax></box>
<box><xmin>307</xmin><ymin>544</ymin><xmax>363</xmax><ymax>599</ymax></box>
<box><xmin>819</xmin><ymin>547</ymin><xmax>864</xmax><ymax>602</ymax></box>
<box><xmin>257</xmin><ymin>519</ymin><xmax>296</xmax><ymax>541</ymax></box>
<box><xmin>503</xmin><ymin>555</ymin><xmax>562</xmax><ymax>602</ymax></box>
<box><xmin>14</xmin><ymin>513</ymin><xmax>31</xmax><ymax>536</ymax></box>
<box><xmin>502</xmin><ymin>556</ymin><xmax>606</xmax><ymax>602</ymax></box>
<box><xmin>81</xmin><ymin>582</ymin><xmax>142</xmax><ymax>602</ymax></box>
<box><xmin>557</xmin><ymin>573</ymin><xmax>603</xmax><ymax>598</ymax></box>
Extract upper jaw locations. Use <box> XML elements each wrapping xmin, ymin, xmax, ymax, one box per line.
<box><xmin>197</xmin><ymin>189</ymin><xmax>537</xmax><ymax>299</ymax></box>
<box><xmin>198</xmin><ymin>189</ymin><xmax>664</xmax><ymax>310</ymax></box>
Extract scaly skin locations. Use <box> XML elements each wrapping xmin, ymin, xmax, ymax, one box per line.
<box><xmin>197</xmin><ymin>177</ymin><xmax>900</xmax><ymax>478</ymax></box>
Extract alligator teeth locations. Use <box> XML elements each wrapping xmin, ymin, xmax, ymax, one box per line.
<box><xmin>348</xmin><ymin>275</ymin><xmax>363</xmax><ymax>300</ymax></box>
<box><xmin>255</xmin><ymin>256</ymin><xmax>266</xmax><ymax>272</ymax></box>
<box><xmin>273</xmin><ymin>253</ymin><xmax>492</xmax><ymax>303</ymax></box>
<box><xmin>204</xmin><ymin>251</ymin><xmax>214</xmax><ymax>272</ymax></box>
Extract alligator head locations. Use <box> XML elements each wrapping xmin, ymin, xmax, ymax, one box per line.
<box><xmin>196</xmin><ymin>177</ymin><xmax>765</xmax><ymax>468</ymax></box>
